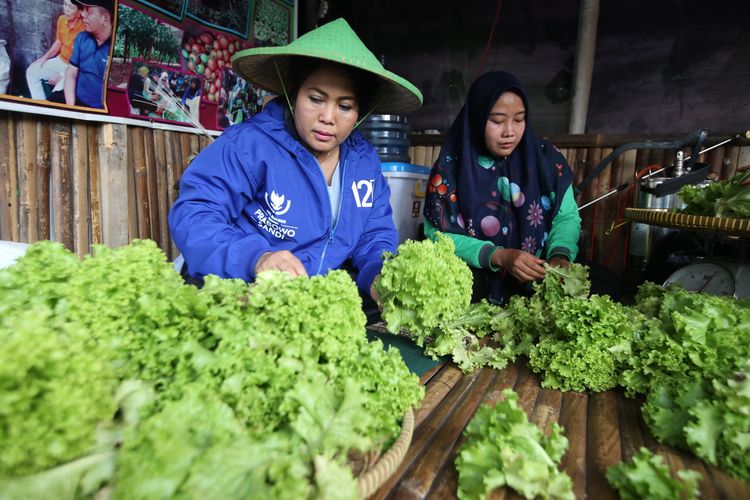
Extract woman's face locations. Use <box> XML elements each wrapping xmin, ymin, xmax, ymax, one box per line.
<box><xmin>484</xmin><ymin>90</ymin><xmax>526</xmax><ymax>158</ymax></box>
<box><xmin>293</xmin><ymin>64</ymin><xmax>360</xmax><ymax>159</ymax></box>
<box><xmin>63</xmin><ymin>0</ymin><xmax>80</xmax><ymax>19</ymax></box>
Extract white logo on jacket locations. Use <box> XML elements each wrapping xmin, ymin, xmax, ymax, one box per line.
<box><xmin>252</xmin><ymin>190</ymin><xmax>297</xmax><ymax>240</ymax></box>
<box><xmin>266</xmin><ymin>190</ymin><xmax>291</xmax><ymax>215</ymax></box>
<box><xmin>352</xmin><ymin>180</ymin><xmax>374</xmax><ymax>207</ymax></box>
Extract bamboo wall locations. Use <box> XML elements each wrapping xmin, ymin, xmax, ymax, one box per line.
<box><xmin>1</xmin><ymin>109</ymin><xmax>748</xmax><ymax>274</ymax></box>
<box><xmin>0</xmin><ymin>111</ymin><xmax>211</xmax><ymax>261</ymax></box>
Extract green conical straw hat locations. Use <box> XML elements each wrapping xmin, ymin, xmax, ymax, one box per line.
<box><xmin>231</xmin><ymin>18</ymin><xmax>423</xmax><ymax>114</ymax></box>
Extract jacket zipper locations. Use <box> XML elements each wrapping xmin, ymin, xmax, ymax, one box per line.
<box><xmin>316</xmin><ymin>158</ymin><xmax>347</xmax><ymax>275</ymax></box>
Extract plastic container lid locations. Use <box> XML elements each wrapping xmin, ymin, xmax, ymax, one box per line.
<box><xmin>380</xmin><ymin>162</ymin><xmax>431</xmax><ymax>175</ymax></box>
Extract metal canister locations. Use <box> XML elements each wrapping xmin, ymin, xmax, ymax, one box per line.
<box><xmin>628</xmin><ymin>177</ymin><xmax>686</xmax><ymax>266</ymax></box>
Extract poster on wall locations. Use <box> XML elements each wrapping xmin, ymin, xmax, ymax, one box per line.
<box><xmin>0</xmin><ymin>0</ymin><xmax>296</xmax><ymax>130</ymax></box>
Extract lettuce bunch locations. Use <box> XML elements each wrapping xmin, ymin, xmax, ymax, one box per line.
<box><xmin>376</xmin><ymin>234</ymin><xmax>473</xmax><ymax>343</ymax></box>
<box><xmin>456</xmin><ymin>389</ymin><xmax>573</xmax><ymax>500</ymax></box>
<box><xmin>606</xmin><ymin>447</ymin><xmax>701</xmax><ymax>500</ymax></box>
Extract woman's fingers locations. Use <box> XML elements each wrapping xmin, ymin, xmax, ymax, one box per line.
<box><xmin>255</xmin><ymin>251</ymin><xmax>308</xmax><ymax>277</ymax></box>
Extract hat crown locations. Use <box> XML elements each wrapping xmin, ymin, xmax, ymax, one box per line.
<box><xmin>288</xmin><ymin>19</ymin><xmax>383</xmax><ymax>72</ymax></box>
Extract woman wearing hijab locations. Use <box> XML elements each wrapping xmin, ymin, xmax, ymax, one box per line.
<box><xmin>169</xmin><ymin>19</ymin><xmax>422</xmax><ymax>302</ymax></box>
<box><xmin>424</xmin><ymin>71</ymin><xmax>581</xmax><ymax>304</ymax></box>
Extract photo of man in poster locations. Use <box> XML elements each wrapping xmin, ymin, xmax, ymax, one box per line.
<box><xmin>48</xmin><ymin>0</ymin><xmax>115</xmax><ymax>109</ymax></box>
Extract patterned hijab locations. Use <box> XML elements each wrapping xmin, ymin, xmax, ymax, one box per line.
<box><xmin>424</xmin><ymin>71</ymin><xmax>573</xmax><ymax>300</ymax></box>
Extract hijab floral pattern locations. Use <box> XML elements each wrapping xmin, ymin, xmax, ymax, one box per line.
<box><xmin>424</xmin><ymin>71</ymin><xmax>573</xmax><ymax>301</ymax></box>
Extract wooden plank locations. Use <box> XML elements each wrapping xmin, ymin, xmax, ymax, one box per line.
<box><xmin>617</xmin><ymin>394</ymin><xmax>645</xmax><ymax>459</ymax></box>
<box><xmin>394</xmin><ymin>368</ymin><xmax>497</xmax><ymax>499</ymax></box>
<box><xmin>512</xmin><ymin>362</ymin><xmax>541</xmax><ymax>415</ymax></box>
<box><xmin>371</xmin><ymin>369</ymin><xmax>484</xmax><ymax>499</ymax></box>
<box><xmin>87</xmin><ymin>124</ymin><xmax>102</xmax><ymax>246</ymax></box>
<box><xmin>428</xmin><ymin>369</ymin><xmax>512</xmax><ymax>500</ymax></box>
<box><xmin>71</xmin><ymin>123</ymin><xmax>90</xmax><ymax>255</ymax></box>
<box><xmin>36</xmin><ymin>121</ymin><xmax>51</xmax><ymax>241</ymax></box>
<box><xmin>414</xmin><ymin>364</ymin><xmax>465</xmax><ymax>428</ymax></box>
<box><xmin>530</xmin><ymin>387</ymin><xmax>563</xmax><ymax>436</ymax></box>
<box><xmin>558</xmin><ymin>391</ymin><xmax>588</xmax><ymax>499</ymax></box>
<box><xmin>50</xmin><ymin>122</ymin><xmax>73</xmax><ymax>250</ymax></box>
<box><xmin>585</xmin><ymin>391</ymin><xmax>620</xmax><ymax>500</ymax></box>
<box><xmin>99</xmin><ymin>123</ymin><xmax>129</xmax><ymax>247</ymax></box>
<box><xmin>17</xmin><ymin>117</ymin><xmax>38</xmax><ymax>243</ymax></box>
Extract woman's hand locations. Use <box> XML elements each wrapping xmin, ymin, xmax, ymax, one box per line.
<box><xmin>548</xmin><ymin>255</ymin><xmax>570</xmax><ymax>268</ymax></box>
<box><xmin>255</xmin><ymin>250</ymin><xmax>308</xmax><ymax>277</ymax></box>
<box><xmin>492</xmin><ymin>248</ymin><xmax>546</xmax><ymax>283</ymax></box>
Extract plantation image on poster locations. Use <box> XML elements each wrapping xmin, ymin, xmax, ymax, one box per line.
<box><xmin>126</xmin><ymin>60</ymin><xmax>201</xmax><ymax>125</ymax></box>
<box><xmin>133</xmin><ymin>0</ymin><xmax>185</xmax><ymax>21</ymax></box>
<box><xmin>108</xmin><ymin>2</ymin><xmax>183</xmax><ymax>89</ymax></box>
<box><xmin>217</xmin><ymin>68</ymin><xmax>270</xmax><ymax>129</ymax></box>
<box><xmin>186</xmin><ymin>0</ymin><xmax>252</xmax><ymax>38</ymax></box>
<box><xmin>0</xmin><ymin>0</ymin><xmax>118</xmax><ymax>111</ymax></box>
<box><xmin>253</xmin><ymin>0</ymin><xmax>292</xmax><ymax>46</ymax></box>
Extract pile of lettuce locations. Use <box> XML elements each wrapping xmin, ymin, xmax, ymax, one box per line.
<box><xmin>677</xmin><ymin>169</ymin><xmax>750</xmax><ymax>219</ymax></box>
<box><xmin>606</xmin><ymin>447</ymin><xmax>702</xmax><ymax>500</ymax></box>
<box><xmin>621</xmin><ymin>283</ymin><xmax>750</xmax><ymax>482</ymax></box>
<box><xmin>493</xmin><ymin>262</ymin><xmax>646</xmax><ymax>392</ymax></box>
<box><xmin>455</xmin><ymin>389</ymin><xmax>573</xmax><ymax>500</ymax></box>
<box><xmin>376</xmin><ymin>236</ymin><xmax>519</xmax><ymax>372</ymax></box>
<box><xmin>0</xmin><ymin>240</ymin><xmax>424</xmax><ymax>499</ymax></box>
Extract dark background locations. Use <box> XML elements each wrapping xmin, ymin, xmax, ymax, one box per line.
<box><xmin>300</xmin><ymin>0</ymin><xmax>750</xmax><ymax>136</ymax></box>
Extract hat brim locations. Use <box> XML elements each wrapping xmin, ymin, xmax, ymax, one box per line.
<box><xmin>231</xmin><ymin>50</ymin><xmax>423</xmax><ymax>115</ymax></box>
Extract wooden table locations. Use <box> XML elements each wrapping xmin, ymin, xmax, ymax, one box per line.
<box><xmin>372</xmin><ymin>360</ymin><xmax>750</xmax><ymax>499</ymax></box>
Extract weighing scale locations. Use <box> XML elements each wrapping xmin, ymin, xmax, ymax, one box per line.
<box><xmin>663</xmin><ymin>259</ymin><xmax>749</xmax><ymax>299</ymax></box>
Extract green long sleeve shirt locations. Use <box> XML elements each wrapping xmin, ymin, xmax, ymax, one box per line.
<box><xmin>423</xmin><ymin>185</ymin><xmax>581</xmax><ymax>270</ymax></box>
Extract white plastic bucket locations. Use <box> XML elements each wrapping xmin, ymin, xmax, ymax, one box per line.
<box><xmin>381</xmin><ymin>162</ymin><xmax>431</xmax><ymax>243</ymax></box>
<box><xmin>0</xmin><ymin>240</ymin><xmax>30</xmax><ymax>269</ymax></box>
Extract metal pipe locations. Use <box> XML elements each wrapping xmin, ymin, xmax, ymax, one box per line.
<box><xmin>568</xmin><ymin>0</ymin><xmax>600</xmax><ymax>134</ymax></box>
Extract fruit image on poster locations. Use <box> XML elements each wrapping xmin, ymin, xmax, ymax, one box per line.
<box><xmin>179</xmin><ymin>29</ymin><xmax>250</xmax><ymax>104</ymax></box>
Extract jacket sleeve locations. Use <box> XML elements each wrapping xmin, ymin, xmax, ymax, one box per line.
<box><xmin>168</xmin><ymin>132</ymin><xmax>271</xmax><ymax>281</ymax></box>
<box><xmin>350</xmin><ymin>158</ymin><xmax>399</xmax><ymax>293</ymax></box>
<box><xmin>545</xmin><ymin>185</ymin><xmax>581</xmax><ymax>261</ymax></box>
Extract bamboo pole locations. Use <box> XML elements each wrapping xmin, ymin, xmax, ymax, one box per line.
<box><xmin>131</xmin><ymin>127</ymin><xmax>151</xmax><ymax>239</ymax></box>
<box><xmin>17</xmin><ymin>117</ymin><xmax>38</xmax><ymax>243</ymax></box>
<box><xmin>144</xmin><ymin>129</ymin><xmax>162</xmax><ymax>247</ymax></box>
<box><xmin>126</xmin><ymin>127</ymin><xmax>138</xmax><ymax>243</ymax></box>
<box><xmin>99</xmin><ymin>123</ymin><xmax>129</xmax><ymax>247</ymax></box>
<box><xmin>50</xmin><ymin>122</ymin><xmax>73</xmax><ymax>250</ymax></box>
<box><xmin>72</xmin><ymin>123</ymin><xmax>90</xmax><ymax>255</ymax></box>
<box><xmin>87</xmin><ymin>124</ymin><xmax>102</xmax><ymax>245</ymax></box>
<box><xmin>36</xmin><ymin>121</ymin><xmax>51</xmax><ymax>241</ymax></box>
<box><xmin>153</xmin><ymin>129</ymin><xmax>170</xmax><ymax>257</ymax></box>
<box><xmin>0</xmin><ymin>113</ymin><xmax>16</xmax><ymax>241</ymax></box>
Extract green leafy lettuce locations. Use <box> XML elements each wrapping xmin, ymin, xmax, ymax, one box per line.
<box><xmin>456</xmin><ymin>389</ymin><xmax>573</xmax><ymax>500</ymax></box>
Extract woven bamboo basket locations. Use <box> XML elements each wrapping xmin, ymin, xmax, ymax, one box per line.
<box><xmin>354</xmin><ymin>408</ymin><xmax>414</xmax><ymax>498</ymax></box>
<box><xmin>624</xmin><ymin>208</ymin><xmax>750</xmax><ymax>237</ymax></box>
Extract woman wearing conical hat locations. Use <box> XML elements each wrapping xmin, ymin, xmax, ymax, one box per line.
<box><xmin>169</xmin><ymin>19</ymin><xmax>422</xmax><ymax>302</ymax></box>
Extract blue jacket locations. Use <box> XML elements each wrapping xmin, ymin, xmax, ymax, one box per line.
<box><xmin>168</xmin><ymin>99</ymin><xmax>398</xmax><ymax>293</ymax></box>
